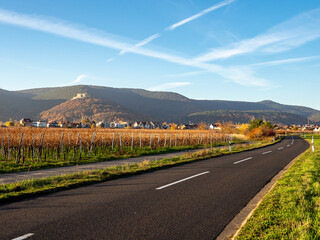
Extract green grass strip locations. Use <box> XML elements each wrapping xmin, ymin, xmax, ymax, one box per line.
<box><xmin>0</xmin><ymin>140</ymin><xmax>278</xmax><ymax>203</ymax></box>
<box><xmin>236</xmin><ymin>134</ymin><xmax>320</xmax><ymax>240</ymax></box>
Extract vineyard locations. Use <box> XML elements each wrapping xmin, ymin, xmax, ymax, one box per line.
<box><xmin>0</xmin><ymin>127</ymin><xmax>234</xmax><ymax>173</ymax></box>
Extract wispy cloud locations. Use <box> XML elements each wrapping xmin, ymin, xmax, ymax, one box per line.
<box><xmin>250</xmin><ymin>56</ymin><xmax>320</xmax><ymax>67</ymax></box>
<box><xmin>166</xmin><ymin>0</ymin><xmax>235</xmax><ymax>31</ymax></box>
<box><xmin>195</xmin><ymin>8</ymin><xmax>320</xmax><ymax>62</ymax></box>
<box><xmin>148</xmin><ymin>82</ymin><xmax>191</xmax><ymax>91</ymax></box>
<box><xmin>119</xmin><ymin>0</ymin><xmax>235</xmax><ymax>54</ymax></box>
<box><xmin>119</xmin><ymin>33</ymin><xmax>160</xmax><ymax>55</ymax></box>
<box><xmin>0</xmin><ymin>9</ymin><xmax>135</xmax><ymax>52</ymax></box>
<box><xmin>162</xmin><ymin>70</ymin><xmax>207</xmax><ymax>79</ymax></box>
<box><xmin>0</xmin><ymin>8</ymin><xmax>269</xmax><ymax>87</ymax></box>
<box><xmin>72</xmin><ymin>73</ymin><xmax>88</xmax><ymax>84</ymax></box>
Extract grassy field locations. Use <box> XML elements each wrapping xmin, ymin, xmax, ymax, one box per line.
<box><xmin>236</xmin><ymin>134</ymin><xmax>320</xmax><ymax>239</ymax></box>
<box><xmin>0</xmin><ymin>140</ymin><xmax>276</xmax><ymax>203</ymax></box>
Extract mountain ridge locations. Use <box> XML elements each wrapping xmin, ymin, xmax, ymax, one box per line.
<box><xmin>0</xmin><ymin>85</ymin><xmax>318</xmax><ymax>124</ymax></box>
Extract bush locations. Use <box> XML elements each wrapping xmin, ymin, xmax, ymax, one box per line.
<box><xmin>5</xmin><ymin>121</ymin><xmax>14</xmax><ymax>127</ymax></box>
<box><xmin>247</xmin><ymin>119</ymin><xmax>275</xmax><ymax>139</ymax></box>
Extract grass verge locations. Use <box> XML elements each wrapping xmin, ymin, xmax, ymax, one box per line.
<box><xmin>236</xmin><ymin>134</ymin><xmax>320</xmax><ymax>240</ymax></box>
<box><xmin>0</xmin><ymin>139</ymin><xmax>279</xmax><ymax>204</ymax></box>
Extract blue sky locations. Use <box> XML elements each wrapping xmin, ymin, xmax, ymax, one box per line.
<box><xmin>0</xmin><ymin>0</ymin><xmax>319</xmax><ymax>109</ymax></box>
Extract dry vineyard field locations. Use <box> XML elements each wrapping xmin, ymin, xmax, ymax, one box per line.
<box><xmin>0</xmin><ymin>128</ymin><xmax>234</xmax><ymax>173</ymax></box>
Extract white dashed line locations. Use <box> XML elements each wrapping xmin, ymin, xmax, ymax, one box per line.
<box><xmin>287</xmin><ymin>145</ymin><xmax>291</xmax><ymax>147</ymax></box>
<box><xmin>262</xmin><ymin>151</ymin><xmax>272</xmax><ymax>155</ymax></box>
<box><xmin>278</xmin><ymin>147</ymin><xmax>284</xmax><ymax>150</ymax></box>
<box><xmin>156</xmin><ymin>171</ymin><xmax>210</xmax><ymax>190</ymax></box>
<box><xmin>233</xmin><ymin>157</ymin><xmax>253</xmax><ymax>165</ymax></box>
<box><xmin>12</xmin><ymin>233</ymin><xmax>34</xmax><ymax>240</ymax></box>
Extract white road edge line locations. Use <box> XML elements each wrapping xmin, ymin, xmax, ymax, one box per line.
<box><xmin>12</xmin><ymin>233</ymin><xmax>34</xmax><ymax>240</ymax></box>
<box><xmin>278</xmin><ymin>147</ymin><xmax>284</xmax><ymax>150</ymax></box>
<box><xmin>287</xmin><ymin>145</ymin><xmax>291</xmax><ymax>147</ymax></box>
<box><xmin>262</xmin><ymin>151</ymin><xmax>272</xmax><ymax>155</ymax></box>
<box><xmin>233</xmin><ymin>157</ymin><xmax>253</xmax><ymax>165</ymax></box>
<box><xmin>156</xmin><ymin>171</ymin><xmax>210</xmax><ymax>190</ymax></box>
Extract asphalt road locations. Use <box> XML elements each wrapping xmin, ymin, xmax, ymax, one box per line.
<box><xmin>0</xmin><ymin>136</ymin><xmax>309</xmax><ymax>240</ymax></box>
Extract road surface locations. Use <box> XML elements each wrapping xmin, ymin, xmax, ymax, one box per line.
<box><xmin>0</xmin><ymin>136</ymin><xmax>309</xmax><ymax>240</ymax></box>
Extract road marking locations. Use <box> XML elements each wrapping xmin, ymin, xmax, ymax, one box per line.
<box><xmin>262</xmin><ymin>151</ymin><xmax>272</xmax><ymax>155</ymax></box>
<box><xmin>12</xmin><ymin>233</ymin><xmax>34</xmax><ymax>240</ymax></box>
<box><xmin>287</xmin><ymin>145</ymin><xmax>291</xmax><ymax>147</ymax></box>
<box><xmin>278</xmin><ymin>147</ymin><xmax>284</xmax><ymax>150</ymax></box>
<box><xmin>233</xmin><ymin>157</ymin><xmax>253</xmax><ymax>165</ymax></box>
<box><xmin>156</xmin><ymin>171</ymin><xmax>209</xmax><ymax>190</ymax></box>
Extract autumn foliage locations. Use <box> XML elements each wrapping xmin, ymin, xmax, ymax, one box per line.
<box><xmin>246</xmin><ymin>119</ymin><xmax>275</xmax><ymax>139</ymax></box>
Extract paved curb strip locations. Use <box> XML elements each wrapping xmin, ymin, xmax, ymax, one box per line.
<box><xmin>216</xmin><ymin>140</ymin><xmax>310</xmax><ymax>240</ymax></box>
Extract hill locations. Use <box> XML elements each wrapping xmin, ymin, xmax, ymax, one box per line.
<box><xmin>40</xmin><ymin>97</ymin><xmax>139</xmax><ymax>122</ymax></box>
<box><xmin>0</xmin><ymin>85</ymin><xmax>318</xmax><ymax>125</ymax></box>
<box><xmin>188</xmin><ymin>110</ymin><xmax>308</xmax><ymax>125</ymax></box>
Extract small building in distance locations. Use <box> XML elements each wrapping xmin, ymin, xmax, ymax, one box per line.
<box><xmin>33</xmin><ymin>121</ymin><xmax>47</xmax><ymax>128</ymax></box>
<box><xmin>47</xmin><ymin>121</ymin><xmax>59</xmax><ymax>128</ymax></box>
<box><xmin>71</xmin><ymin>93</ymin><xmax>87</xmax><ymax>100</ymax></box>
<box><xmin>20</xmin><ymin>118</ymin><xmax>33</xmax><ymax>127</ymax></box>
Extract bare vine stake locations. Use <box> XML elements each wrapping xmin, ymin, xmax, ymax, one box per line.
<box><xmin>175</xmin><ymin>134</ymin><xmax>177</xmax><ymax>146</ymax></box>
<box><xmin>101</xmin><ymin>135</ymin><xmax>105</xmax><ymax>156</ymax></box>
<box><xmin>89</xmin><ymin>132</ymin><xmax>96</xmax><ymax>154</ymax></box>
<box><xmin>140</xmin><ymin>132</ymin><xmax>142</xmax><ymax>148</ymax></box>
<box><xmin>7</xmin><ymin>134</ymin><xmax>10</xmax><ymax>160</ymax></box>
<box><xmin>112</xmin><ymin>133</ymin><xmax>115</xmax><ymax>152</ymax></box>
<box><xmin>60</xmin><ymin>133</ymin><xmax>64</xmax><ymax>157</ymax></box>
<box><xmin>16</xmin><ymin>133</ymin><xmax>24</xmax><ymax>164</ymax></box>
<box><xmin>74</xmin><ymin>133</ymin><xmax>80</xmax><ymax>160</ymax></box>
<box><xmin>79</xmin><ymin>135</ymin><xmax>82</xmax><ymax>160</ymax></box>
<box><xmin>169</xmin><ymin>133</ymin><xmax>172</xmax><ymax>147</ymax></box>
<box><xmin>38</xmin><ymin>133</ymin><xmax>45</xmax><ymax>162</ymax></box>
<box><xmin>183</xmin><ymin>133</ymin><xmax>186</xmax><ymax>146</ymax></box>
<box><xmin>157</xmin><ymin>133</ymin><xmax>160</xmax><ymax>147</ymax></box>
<box><xmin>22</xmin><ymin>147</ymin><xmax>25</xmax><ymax>163</ymax></box>
<box><xmin>150</xmin><ymin>133</ymin><xmax>153</xmax><ymax>148</ymax></box>
<box><xmin>0</xmin><ymin>134</ymin><xmax>2</xmax><ymax>157</ymax></box>
<box><xmin>119</xmin><ymin>133</ymin><xmax>122</xmax><ymax>150</ymax></box>
<box><xmin>131</xmin><ymin>132</ymin><xmax>134</xmax><ymax>150</ymax></box>
<box><xmin>32</xmin><ymin>134</ymin><xmax>35</xmax><ymax>160</ymax></box>
<box><xmin>164</xmin><ymin>133</ymin><xmax>167</xmax><ymax>147</ymax></box>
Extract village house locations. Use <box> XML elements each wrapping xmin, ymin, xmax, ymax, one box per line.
<box><xmin>96</xmin><ymin>121</ymin><xmax>106</xmax><ymax>128</ymax></box>
<box><xmin>314</xmin><ymin>127</ymin><xmax>320</xmax><ymax>132</ymax></box>
<box><xmin>149</xmin><ymin>122</ymin><xmax>162</xmax><ymax>129</ymax></box>
<box><xmin>133</xmin><ymin>122</ymin><xmax>144</xmax><ymax>129</ymax></box>
<box><xmin>72</xmin><ymin>122</ymin><xmax>84</xmax><ymax>128</ymax></box>
<box><xmin>109</xmin><ymin>122</ymin><xmax>118</xmax><ymax>128</ymax></box>
<box><xmin>209</xmin><ymin>124</ymin><xmax>221</xmax><ymax>130</ymax></box>
<box><xmin>47</xmin><ymin>121</ymin><xmax>59</xmax><ymax>128</ymax></box>
<box><xmin>162</xmin><ymin>123</ymin><xmax>170</xmax><ymax>129</ymax></box>
<box><xmin>33</xmin><ymin>121</ymin><xmax>47</xmax><ymax>128</ymax></box>
<box><xmin>185</xmin><ymin>124</ymin><xmax>198</xmax><ymax>129</ymax></box>
<box><xmin>302</xmin><ymin>125</ymin><xmax>316</xmax><ymax>131</ymax></box>
<box><xmin>20</xmin><ymin>118</ymin><xmax>33</xmax><ymax>127</ymax></box>
<box><xmin>59</xmin><ymin>121</ymin><xmax>73</xmax><ymax>128</ymax></box>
